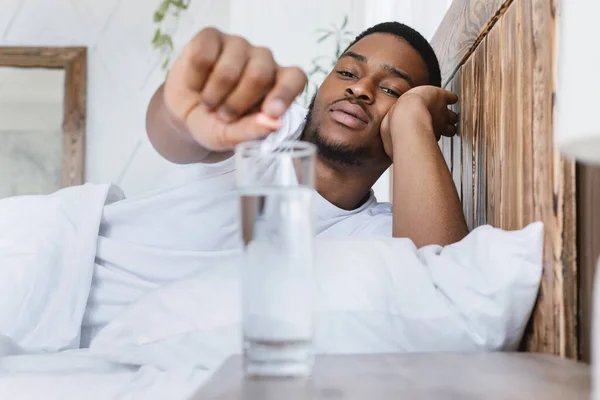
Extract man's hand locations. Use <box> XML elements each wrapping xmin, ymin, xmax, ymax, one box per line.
<box><xmin>381</xmin><ymin>85</ymin><xmax>467</xmax><ymax>247</ymax></box>
<box><xmin>380</xmin><ymin>86</ymin><xmax>458</xmax><ymax>159</ymax></box>
<box><xmin>164</xmin><ymin>28</ymin><xmax>307</xmax><ymax>152</ymax></box>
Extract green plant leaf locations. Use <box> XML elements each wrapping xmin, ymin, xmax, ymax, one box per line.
<box><xmin>154</xmin><ymin>0</ymin><xmax>170</xmax><ymax>22</ymax></box>
<box><xmin>152</xmin><ymin>30</ymin><xmax>166</xmax><ymax>48</ymax></box>
<box><xmin>317</xmin><ymin>32</ymin><xmax>333</xmax><ymax>43</ymax></box>
<box><xmin>165</xmin><ymin>35</ymin><xmax>174</xmax><ymax>50</ymax></box>
<box><xmin>171</xmin><ymin>0</ymin><xmax>189</xmax><ymax>9</ymax></box>
<box><xmin>152</xmin><ymin>28</ymin><xmax>161</xmax><ymax>43</ymax></box>
<box><xmin>154</xmin><ymin>11</ymin><xmax>165</xmax><ymax>22</ymax></box>
<box><xmin>162</xmin><ymin>57</ymin><xmax>171</xmax><ymax>70</ymax></box>
<box><xmin>341</xmin><ymin>15</ymin><xmax>348</xmax><ymax>30</ymax></box>
<box><xmin>154</xmin><ymin>36</ymin><xmax>165</xmax><ymax>48</ymax></box>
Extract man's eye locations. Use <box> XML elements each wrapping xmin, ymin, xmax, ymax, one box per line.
<box><xmin>381</xmin><ymin>87</ymin><xmax>400</xmax><ymax>97</ymax></box>
<box><xmin>337</xmin><ymin>70</ymin><xmax>357</xmax><ymax>79</ymax></box>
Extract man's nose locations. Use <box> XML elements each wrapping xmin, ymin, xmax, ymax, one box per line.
<box><xmin>345</xmin><ymin>80</ymin><xmax>374</xmax><ymax>103</ymax></box>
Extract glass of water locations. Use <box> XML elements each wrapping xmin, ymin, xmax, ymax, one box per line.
<box><xmin>236</xmin><ymin>140</ymin><xmax>316</xmax><ymax>378</ymax></box>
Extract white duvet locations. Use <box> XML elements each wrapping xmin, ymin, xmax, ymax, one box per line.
<box><xmin>0</xmin><ymin>184</ymin><xmax>543</xmax><ymax>399</ymax></box>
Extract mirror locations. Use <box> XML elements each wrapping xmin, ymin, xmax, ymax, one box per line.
<box><xmin>0</xmin><ymin>67</ymin><xmax>65</xmax><ymax>197</ymax></box>
<box><xmin>0</xmin><ymin>47</ymin><xmax>86</xmax><ymax>199</ymax></box>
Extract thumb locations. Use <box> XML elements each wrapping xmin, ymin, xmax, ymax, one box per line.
<box><xmin>221</xmin><ymin>113</ymin><xmax>283</xmax><ymax>148</ymax></box>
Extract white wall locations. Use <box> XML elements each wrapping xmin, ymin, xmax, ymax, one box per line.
<box><xmin>0</xmin><ymin>0</ymin><xmax>450</xmax><ymax>198</ymax></box>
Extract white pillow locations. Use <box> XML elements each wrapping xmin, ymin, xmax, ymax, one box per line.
<box><xmin>91</xmin><ymin>223</ymin><xmax>543</xmax><ymax>367</ymax></box>
<box><xmin>0</xmin><ymin>184</ymin><xmax>119</xmax><ymax>353</ymax></box>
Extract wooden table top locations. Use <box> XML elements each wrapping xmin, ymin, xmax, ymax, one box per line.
<box><xmin>191</xmin><ymin>352</ymin><xmax>591</xmax><ymax>399</ymax></box>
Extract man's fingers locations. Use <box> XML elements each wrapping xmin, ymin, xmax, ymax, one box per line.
<box><xmin>201</xmin><ymin>35</ymin><xmax>251</xmax><ymax>110</ymax></box>
<box><xmin>219</xmin><ymin>47</ymin><xmax>277</xmax><ymax>122</ymax></box>
<box><xmin>447</xmin><ymin>109</ymin><xmax>459</xmax><ymax>124</ymax></box>
<box><xmin>442</xmin><ymin>124</ymin><xmax>458</xmax><ymax>137</ymax></box>
<box><xmin>444</xmin><ymin>90</ymin><xmax>459</xmax><ymax>104</ymax></box>
<box><xmin>182</xmin><ymin>27</ymin><xmax>224</xmax><ymax>92</ymax></box>
<box><xmin>219</xmin><ymin>113</ymin><xmax>282</xmax><ymax>149</ymax></box>
<box><xmin>261</xmin><ymin>66</ymin><xmax>308</xmax><ymax>119</ymax></box>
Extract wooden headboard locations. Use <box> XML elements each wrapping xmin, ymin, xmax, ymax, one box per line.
<box><xmin>431</xmin><ymin>0</ymin><xmax>600</xmax><ymax>360</ymax></box>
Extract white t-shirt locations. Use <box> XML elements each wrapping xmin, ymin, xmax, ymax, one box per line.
<box><xmin>81</xmin><ymin>104</ymin><xmax>392</xmax><ymax>346</ymax></box>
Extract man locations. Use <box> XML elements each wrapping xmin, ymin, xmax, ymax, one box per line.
<box><xmin>146</xmin><ymin>22</ymin><xmax>468</xmax><ymax>247</ymax></box>
<box><xmin>78</xmin><ymin>22</ymin><xmax>469</xmax><ymax>344</ymax></box>
<box><xmin>0</xmin><ymin>23</ymin><xmax>536</xmax><ymax>364</ymax></box>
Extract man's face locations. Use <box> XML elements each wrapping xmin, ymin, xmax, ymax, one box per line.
<box><xmin>303</xmin><ymin>33</ymin><xmax>430</xmax><ymax>169</ymax></box>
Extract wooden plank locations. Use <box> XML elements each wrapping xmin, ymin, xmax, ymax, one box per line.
<box><xmin>431</xmin><ymin>0</ymin><xmax>514</xmax><ymax>87</ymax></box>
<box><xmin>460</xmin><ymin>58</ymin><xmax>474</xmax><ymax>230</ymax></box>
<box><xmin>471</xmin><ymin>36</ymin><xmax>487</xmax><ymax>227</ymax></box>
<box><xmin>0</xmin><ymin>47</ymin><xmax>84</xmax><ymax>68</ymax></box>
<box><xmin>517</xmin><ymin>0</ymin><xmax>535</xmax><ymax>226</ymax></box>
<box><xmin>195</xmin><ymin>354</ymin><xmax>591</xmax><ymax>400</ymax></box>
<box><xmin>552</xmin><ymin>0</ymin><xmax>578</xmax><ymax>361</ymax></box>
<box><xmin>450</xmin><ymin>71</ymin><xmax>463</xmax><ymax>203</ymax></box>
<box><xmin>61</xmin><ymin>48</ymin><xmax>87</xmax><ymax>187</ymax></box>
<box><xmin>524</xmin><ymin>0</ymin><xmax>577</xmax><ymax>358</ymax></box>
<box><xmin>577</xmin><ymin>164</ymin><xmax>600</xmax><ymax>362</ymax></box>
<box><xmin>484</xmin><ymin>22</ymin><xmax>502</xmax><ymax>229</ymax></box>
<box><xmin>500</xmin><ymin>4</ymin><xmax>520</xmax><ymax>231</ymax></box>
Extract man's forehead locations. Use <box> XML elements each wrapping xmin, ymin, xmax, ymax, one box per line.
<box><xmin>348</xmin><ymin>33</ymin><xmax>413</xmax><ymax>58</ymax></box>
<box><xmin>346</xmin><ymin>33</ymin><xmax>429</xmax><ymax>85</ymax></box>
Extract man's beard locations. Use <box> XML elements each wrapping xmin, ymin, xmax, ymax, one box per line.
<box><xmin>300</xmin><ymin>94</ymin><xmax>370</xmax><ymax>167</ymax></box>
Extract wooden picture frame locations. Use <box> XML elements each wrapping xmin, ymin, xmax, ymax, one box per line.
<box><xmin>0</xmin><ymin>47</ymin><xmax>87</xmax><ymax>188</ymax></box>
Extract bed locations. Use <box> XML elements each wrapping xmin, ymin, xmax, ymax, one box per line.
<box><xmin>428</xmin><ymin>0</ymin><xmax>600</xmax><ymax>360</ymax></box>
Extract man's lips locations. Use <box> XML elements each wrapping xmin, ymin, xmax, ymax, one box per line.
<box><xmin>329</xmin><ymin>101</ymin><xmax>369</xmax><ymax>129</ymax></box>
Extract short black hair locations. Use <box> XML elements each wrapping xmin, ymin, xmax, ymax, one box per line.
<box><xmin>345</xmin><ymin>22</ymin><xmax>442</xmax><ymax>87</ymax></box>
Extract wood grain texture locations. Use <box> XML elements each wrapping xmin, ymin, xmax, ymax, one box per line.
<box><xmin>471</xmin><ymin>37</ymin><xmax>487</xmax><ymax>227</ymax></box>
<box><xmin>61</xmin><ymin>48</ymin><xmax>87</xmax><ymax>187</ymax></box>
<box><xmin>524</xmin><ymin>0</ymin><xmax>577</xmax><ymax>358</ymax></box>
<box><xmin>450</xmin><ymin>73</ymin><xmax>463</xmax><ymax>203</ymax></box>
<box><xmin>517</xmin><ymin>0</ymin><xmax>535</xmax><ymax>227</ymax></box>
<box><xmin>500</xmin><ymin>6</ymin><xmax>520</xmax><ymax>231</ymax></box>
<box><xmin>194</xmin><ymin>353</ymin><xmax>591</xmax><ymax>399</ymax></box>
<box><xmin>438</xmin><ymin>0</ymin><xmax>577</xmax><ymax>357</ymax></box>
<box><xmin>483</xmin><ymin>25</ymin><xmax>502</xmax><ymax>229</ymax></box>
<box><xmin>0</xmin><ymin>47</ymin><xmax>87</xmax><ymax>188</ymax></box>
<box><xmin>431</xmin><ymin>0</ymin><xmax>514</xmax><ymax>87</ymax></box>
<box><xmin>577</xmin><ymin>165</ymin><xmax>600</xmax><ymax>362</ymax></box>
<box><xmin>0</xmin><ymin>47</ymin><xmax>84</xmax><ymax>68</ymax></box>
<box><xmin>459</xmin><ymin>59</ymin><xmax>474</xmax><ymax>230</ymax></box>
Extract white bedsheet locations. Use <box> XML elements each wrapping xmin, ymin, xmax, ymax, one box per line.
<box><xmin>0</xmin><ymin>184</ymin><xmax>543</xmax><ymax>399</ymax></box>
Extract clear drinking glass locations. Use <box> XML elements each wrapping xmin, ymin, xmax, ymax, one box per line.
<box><xmin>236</xmin><ymin>140</ymin><xmax>316</xmax><ymax>378</ymax></box>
